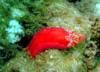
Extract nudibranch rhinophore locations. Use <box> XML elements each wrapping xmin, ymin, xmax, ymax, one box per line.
<box><xmin>26</xmin><ymin>27</ymin><xmax>87</xmax><ymax>58</ymax></box>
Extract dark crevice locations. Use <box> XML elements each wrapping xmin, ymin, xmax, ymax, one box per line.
<box><xmin>67</xmin><ymin>0</ymin><xmax>81</xmax><ymax>3</ymax></box>
<box><xmin>96</xmin><ymin>51</ymin><xmax>100</xmax><ymax>57</ymax></box>
<box><xmin>17</xmin><ymin>35</ymin><xmax>32</xmax><ymax>48</ymax></box>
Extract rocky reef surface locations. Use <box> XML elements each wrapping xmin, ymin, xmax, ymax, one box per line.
<box><xmin>0</xmin><ymin>0</ymin><xmax>100</xmax><ymax>72</ymax></box>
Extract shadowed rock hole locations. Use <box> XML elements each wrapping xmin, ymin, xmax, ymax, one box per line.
<box><xmin>17</xmin><ymin>36</ymin><xmax>32</xmax><ymax>48</ymax></box>
<box><xmin>67</xmin><ymin>0</ymin><xmax>81</xmax><ymax>3</ymax></box>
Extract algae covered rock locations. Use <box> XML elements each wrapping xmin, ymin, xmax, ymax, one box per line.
<box><xmin>0</xmin><ymin>0</ymin><xmax>94</xmax><ymax>72</ymax></box>
<box><xmin>2</xmin><ymin>48</ymin><xmax>87</xmax><ymax>72</ymax></box>
<box><xmin>33</xmin><ymin>47</ymin><xmax>87</xmax><ymax>72</ymax></box>
<box><xmin>2</xmin><ymin>52</ymin><xmax>35</xmax><ymax>72</ymax></box>
<box><xmin>41</xmin><ymin>0</ymin><xmax>92</xmax><ymax>35</ymax></box>
<box><xmin>90</xmin><ymin>18</ymin><xmax>100</xmax><ymax>39</ymax></box>
<box><xmin>77</xmin><ymin>0</ymin><xmax>100</xmax><ymax>17</ymax></box>
<box><xmin>93</xmin><ymin>61</ymin><xmax>100</xmax><ymax>72</ymax></box>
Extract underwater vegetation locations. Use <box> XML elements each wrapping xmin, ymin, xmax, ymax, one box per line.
<box><xmin>0</xmin><ymin>0</ymin><xmax>100</xmax><ymax>72</ymax></box>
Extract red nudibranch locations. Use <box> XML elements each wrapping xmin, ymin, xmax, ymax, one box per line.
<box><xmin>26</xmin><ymin>27</ymin><xmax>87</xmax><ymax>58</ymax></box>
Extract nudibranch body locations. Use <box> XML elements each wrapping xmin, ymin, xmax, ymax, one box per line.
<box><xmin>27</xmin><ymin>27</ymin><xmax>86</xmax><ymax>58</ymax></box>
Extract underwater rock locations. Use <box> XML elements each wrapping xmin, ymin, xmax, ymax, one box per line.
<box><xmin>2</xmin><ymin>50</ymin><xmax>87</xmax><ymax>72</ymax></box>
<box><xmin>93</xmin><ymin>62</ymin><xmax>100</xmax><ymax>72</ymax></box>
<box><xmin>2</xmin><ymin>52</ymin><xmax>35</xmax><ymax>72</ymax></box>
<box><xmin>84</xmin><ymin>41</ymin><xmax>97</xmax><ymax>72</ymax></box>
<box><xmin>33</xmin><ymin>49</ymin><xmax>87</xmax><ymax>72</ymax></box>
<box><xmin>0</xmin><ymin>0</ymin><xmax>97</xmax><ymax>72</ymax></box>
<box><xmin>90</xmin><ymin>18</ymin><xmax>100</xmax><ymax>39</ymax></box>
<box><xmin>41</xmin><ymin>0</ymin><xmax>92</xmax><ymax>36</ymax></box>
<box><xmin>77</xmin><ymin>0</ymin><xmax>100</xmax><ymax>17</ymax></box>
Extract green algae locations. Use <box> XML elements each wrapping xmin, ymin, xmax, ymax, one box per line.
<box><xmin>0</xmin><ymin>0</ymin><xmax>99</xmax><ymax>72</ymax></box>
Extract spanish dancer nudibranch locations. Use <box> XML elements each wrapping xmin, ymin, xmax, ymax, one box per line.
<box><xmin>26</xmin><ymin>27</ymin><xmax>87</xmax><ymax>58</ymax></box>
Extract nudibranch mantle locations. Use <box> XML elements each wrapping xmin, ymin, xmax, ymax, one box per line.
<box><xmin>27</xmin><ymin>27</ymin><xmax>86</xmax><ymax>58</ymax></box>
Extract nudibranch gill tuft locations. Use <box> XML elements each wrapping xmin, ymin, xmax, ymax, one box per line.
<box><xmin>26</xmin><ymin>27</ymin><xmax>87</xmax><ymax>58</ymax></box>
